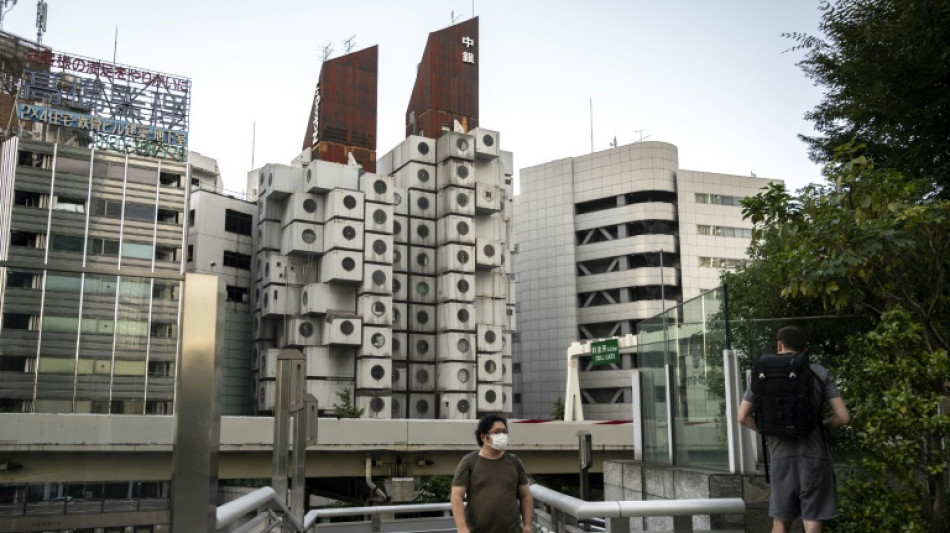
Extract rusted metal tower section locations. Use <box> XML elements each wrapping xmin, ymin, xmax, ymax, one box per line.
<box><xmin>405</xmin><ymin>17</ymin><xmax>479</xmax><ymax>139</ymax></box>
<box><xmin>304</xmin><ymin>45</ymin><xmax>379</xmax><ymax>173</ymax></box>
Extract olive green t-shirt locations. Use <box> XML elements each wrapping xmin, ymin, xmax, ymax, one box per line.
<box><xmin>452</xmin><ymin>452</ymin><xmax>528</xmax><ymax>533</ymax></box>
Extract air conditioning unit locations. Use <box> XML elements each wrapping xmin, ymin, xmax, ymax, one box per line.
<box><xmin>388</xmin><ymin>135</ymin><xmax>436</xmax><ymax>171</ymax></box>
<box><xmin>392</xmin><ymin>244</ymin><xmax>408</xmax><ymax>274</ymax></box>
<box><xmin>258</xmin><ymin>220</ymin><xmax>281</xmax><ymax>252</ymax></box>
<box><xmin>507</xmin><ymin>303</ymin><xmax>517</xmax><ymax>331</ymax></box>
<box><xmin>321</xmin><ymin>317</ymin><xmax>362</xmax><ymax>346</ymax></box>
<box><xmin>261</xmin><ymin>254</ymin><xmax>318</xmax><ymax>287</ymax></box>
<box><xmin>393</xmin><ymin>161</ymin><xmax>437</xmax><ymax>192</ymax></box>
<box><xmin>300</xmin><ymin>283</ymin><xmax>355</xmax><ymax>316</ymax></box>
<box><xmin>409</xmin><ymin>304</ymin><xmax>436</xmax><ymax>333</ymax></box>
<box><xmin>502</xmin><ymin>383</ymin><xmax>513</xmax><ymax>412</ymax></box>
<box><xmin>471</xmin><ymin>128</ymin><xmax>500</xmax><ymax>160</ymax></box>
<box><xmin>437</xmin><ymin>392</ymin><xmax>476</xmax><ymax>420</ymax></box>
<box><xmin>258</xmin><ymin>380</ymin><xmax>276</xmax><ymax>411</ymax></box>
<box><xmin>281</xmin><ymin>191</ymin><xmax>326</xmax><ymax>227</ymax></box>
<box><xmin>364</xmin><ymin>203</ymin><xmax>394</xmax><ymax>235</ymax></box>
<box><xmin>475</xmin><ymin>239</ymin><xmax>503</xmax><ymax>270</ymax></box>
<box><xmin>438</xmin><ymin>302</ymin><xmax>475</xmax><ymax>333</ymax></box>
<box><xmin>408</xmin><ymin>189</ymin><xmax>437</xmax><ymax>219</ymax></box>
<box><xmin>409</xmin><ymin>246</ymin><xmax>437</xmax><ymax>275</ymax></box>
<box><xmin>392</xmin><ymin>302</ymin><xmax>407</xmax><ymax>332</ymax></box>
<box><xmin>259</xmin><ymin>348</ymin><xmax>280</xmax><ymax>379</ymax></box>
<box><xmin>474</xmin><ymin>271</ymin><xmax>507</xmax><ymax>299</ymax></box>
<box><xmin>360</xmin><ymin>173</ymin><xmax>394</xmax><ymax>204</ymax></box>
<box><xmin>408</xmin><ymin>275</ymin><xmax>436</xmax><ymax>304</ymax></box>
<box><xmin>359</xmin><ymin>326</ymin><xmax>391</xmax><ymax>360</ymax></box>
<box><xmin>280</xmin><ymin>318</ymin><xmax>322</xmax><ymax>347</ymax></box>
<box><xmin>409</xmin><ymin>363</ymin><xmax>436</xmax><ymax>392</ymax></box>
<box><xmin>392</xmin><ymin>332</ymin><xmax>408</xmax><ymax>361</ymax></box>
<box><xmin>391</xmin><ymin>392</ymin><xmax>408</xmax><ymax>418</ymax></box>
<box><xmin>319</xmin><ymin>250</ymin><xmax>363</xmax><ymax>285</ymax></box>
<box><xmin>392</xmin><ymin>362</ymin><xmax>408</xmax><ymax>390</ymax></box>
<box><xmin>409</xmin><ymin>393</ymin><xmax>436</xmax><ymax>419</ymax></box>
<box><xmin>323</xmin><ymin>219</ymin><xmax>364</xmax><ymax>252</ymax></box>
<box><xmin>476</xmin><ymin>324</ymin><xmax>503</xmax><ymax>353</ymax></box>
<box><xmin>256</xmin><ymin>163</ymin><xmax>299</xmax><ymax>200</ymax></box>
<box><xmin>502</xmin><ymin>333</ymin><xmax>512</xmax><ymax>357</ymax></box>
<box><xmin>358</xmin><ymin>295</ymin><xmax>392</xmax><ymax>327</ymax></box>
<box><xmin>325</xmin><ymin>189</ymin><xmax>365</xmax><ymax>221</ymax></box>
<box><xmin>436</xmin><ymin>158</ymin><xmax>475</xmax><ymax>190</ymax></box>
<box><xmin>476</xmin><ymin>297</ymin><xmax>507</xmax><ymax>327</ymax></box>
<box><xmin>305</xmin><ymin>379</ymin><xmax>354</xmax><ymax>412</ymax></box>
<box><xmin>409</xmin><ymin>333</ymin><xmax>436</xmax><ymax>362</ymax></box>
<box><xmin>475</xmin><ymin>182</ymin><xmax>501</xmax><ymax>214</ymax></box>
<box><xmin>392</xmin><ymin>188</ymin><xmax>408</xmax><ymax>215</ymax></box>
<box><xmin>304</xmin><ymin>346</ymin><xmax>354</xmax><ymax>379</ymax></box>
<box><xmin>436</xmin><ymin>214</ymin><xmax>476</xmax><ymax>246</ymax></box>
<box><xmin>435</xmin><ymin>132</ymin><xmax>475</xmax><ymax>164</ymax></box>
<box><xmin>280</xmin><ymin>222</ymin><xmax>324</xmax><ymax>257</ymax></box>
<box><xmin>360</xmin><ymin>264</ymin><xmax>392</xmax><ymax>295</ymax></box>
<box><xmin>356</xmin><ymin>357</ymin><xmax>391</xmax><ymax>389</ymax></box>
<box><xmin>437</xmin><ymin>332</ymin><xmax>476</xmax><ymax>362</ymax></box>
<box><xmin>305</xmin><ymin>159</ymin><xmax>359</xmax><ymax>193</ymax></box>
<box><xmin>437</xmin><ymin>361</ymin><xmax>477</xmax><ymax>392</ymax></box>
<box><xmin>437</xmin><ymin>272</ymin><xmax>475</xmax><ymax>303</ymax></box>
<box><xmin>477</xmin><ymin>383</ymin><xmax>504</xmax><ymax>412</ymax></box>
<box><xmin>409</xmin><ymin>218</ymin><xmax>437</xmax><ymax>249</ymax></box>
<box><xmin>437</xmin><ymin>244</ymin><xmax>475</xmax><ymax>273</ymax></box>
<box><xmin>364</xmin><ymin>234</ymin><xmax>394</xmax><ymax>265</ymax></box>
<box><xmin>437</xmin><ymin>186</ymin><xmax>475</xmax><ymax>218</ymax></box>
<box><xmin>392</xmin><ymin>272</ymin><xmax>408</xmax><ymax>302</ymax></box>
<box><xmin>393</xmin><ymin>215</ymin><xmax>408</xmax><ymax>245</ymax></box>
<box><xmin>477</xmin><ymin>352</ymin><xmax>503</xmax><ymax>383</ymax></box>
<box><xmin>357</xmin><ymin>394</ymin><xmax>391</xmax><ymax>419</ymax></box>
<box><xmin>261</xmin><ymin>286</ymin><xmax>301</xmax><ymax>317</ymax></box>
<box><xmin>258</xmin><ymin>196</ymin><xmax>282</xmax><ymax>223</ymax></box>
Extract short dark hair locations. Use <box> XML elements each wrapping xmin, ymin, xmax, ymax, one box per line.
<box><xmin>777</xmin><ymin>325</ymin><xmax>807</xmax><ymax>353</ymax></box>
<box><xmin>475</xmin><ymin>414</ymin><xmax>507</xmax><ymax>446</ymax></box>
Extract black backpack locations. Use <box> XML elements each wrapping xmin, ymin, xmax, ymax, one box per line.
<box><xmin>750</xmin><ymin>352</ymin><xmax>820</xmax><ymax>437</ymax></box>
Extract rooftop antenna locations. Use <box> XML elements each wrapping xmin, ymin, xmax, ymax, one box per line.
<box><xmin>451</xmin><ymin>10</ymin><xmax>461</xmax><ymax>24</ymax></box>
<box><xmin>0</xmin><ymin>0</ymin><xmax>18</xmax><ymax>30</ymax></box>
<box><xmin>610</xmin><ymin>136</ymin><xmax>617</xmax><ymax>148</ymax></box>
<box><xmin>343</xmin><ymin>35</ymin><xmax>356</xmax><ymax>54</ymax></box>
<box><xmin>635</xmin><ymin>129</ymin><xmax>652</xmax><ymax>143</ymax></box>
<box><xmin>35</xmin><ymin>0</ymin><xmax>47</xmax><ymax>45</ymax></box>
<box><xmin>320</xmin><ymin>42</ymin><xmax>333</xmax><ymax>62</ymax></box>
<box><xmin>589</xmin><ymin>98</ymin><xmax>594</xmax><ymax>153</ymax></box>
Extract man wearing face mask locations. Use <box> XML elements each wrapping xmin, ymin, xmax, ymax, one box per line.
<box><xmin>450</xmin><ymin>414</ymin><xmax>533</xmax><ymax>533</ymax></box>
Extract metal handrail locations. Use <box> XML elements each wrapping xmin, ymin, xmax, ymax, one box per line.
<box><xmin>302</xmin><ymin>502</ymin><xmax>453</xmax><ymax>530</ymax></box>
<box><xmin>215</xmin><ymin>487</ymin><xmax>305</xmax><ymax>532</ymax></box>
<box><xmin>530</xmin><ymin>484</ymin><xmax>745</xmax><ymax>519</ymax></box>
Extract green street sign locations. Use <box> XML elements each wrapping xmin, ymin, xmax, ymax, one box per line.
<box><xmin>590</xmin><ymin>338</ymin><xmax>619</xmax><ymax>366</ymax></box>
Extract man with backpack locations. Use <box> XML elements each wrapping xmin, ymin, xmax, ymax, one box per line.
<box><xmin>450</xmin><ymin>414</ymin><xmax>533</xmax><ymax>533</ymax></box>
<box><xmin>737</xmin><ymin>325</ymin><xmax>850</xmax><ymax>533</ymax></box>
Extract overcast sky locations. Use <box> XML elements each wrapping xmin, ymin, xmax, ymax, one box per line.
<box><xmin>2</xmin><ymin>1</ymin><xmax>826</xmax><ymax>195</ymax></box>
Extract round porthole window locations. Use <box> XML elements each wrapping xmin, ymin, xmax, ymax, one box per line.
<box><xmin>303</xmin><ymin>198</ymin><xmax>317</xmax><ymax>213</ymax></box>
<box><xmin>371</xmin><ymin>364</ymin><xmax>386</xmax><ymax>379</ymax></box>
<box><xmin>394</xmin><ymin>192</ymin><xmax>402</xmax><ymax>206</ymax></box>
<box><xmin>417</xmin><ymin>141</ymin><xmax>430</xmax><ymax>155</ymax></box>
<box><xmin>342</xmin><ymin>257</ymin><xmax>356</xmax><ymax>271</ymax></box>
<box><xmin>484</xmin><ymin>244</ymin><xmax>496</xmax><ymax>257</ymax></box>
<box><xmin>259</xmin><ymin>170</ymin><xmax>266</xmax><ymax>187</ymax></box>
<box><xmin>417</xmin><ymin>339</ymin><xmax>429</xmax><ymax>354</ymax></box>
<box><xmin>393</xmin><ymin>337</ymin><xmax>401</xmax><ymax>352</ymax></box>
<box><xmin>457</xmin><ymin>221</ymin><xmax>470</xmax><ymax>235</ymax></box>
<box><xmin>417</xmin><ymin>252</ymin><xmax>430</xmax><ymax>267</ymax></box>
<box><xmin>370</xmin><ymin>397</ymin><xmax>385</xmax><ymax>413</ymax></box>
<box><xmin>457</xmin><ymin>193</ymin><xmax>469</xmax><ymax>207</ymax></box>
<box><xmin>299</xmin><ymin>322</ymin><xmax>314</xmax><ymax>337</ymax></box>
<box><xmin>340</xmin><ymin>320</ymin><xmax>355</xmax><ymax>335</ymax></box>
<box><xmin>343</xmin><ymin>195</ymin><xmax>357</xmax><ymax>209</ymax></box>
<box><xmin>302</xmin><ymin>291</ymin><xmax>309</xmax><ymax>306</ymax></box>
<box><xmin>416</xmin><ymin>224</ymin><xmax>430</xmax><ymax>238</ymax></box>
<box><xmin>416</xmin><ymin>310</ymin><xmax>429</xmax><ymax>324</ymax></box>
<box><xmin>482</xmin><ymin>134</ymin><xmax>494</xmax><ymax>147</ymax></box>
<box><xmin>343</xmin><ymin>226</ymin><xmax>357</xmax><ymax>240</ymax></box>
<box><xmin>373</xmin><ymin>180</ymin><xmax>387</xmax><ymax>195</ymax></box>
<box><xmin>373</xmin><ymin>239</ymin><xmax>387</xmax><ymax>254</ymax></box>
<box><xmin>306</xmin><ymin>168</ymin><xmax>313</xmax><ymax>182</ymax></box>
<box><xmin>457</xmin><ymin>250</ymin><xmax>470</xmax><ymax>263</ymax></box>
<box><xmin>458</xmin><ymin>369</ymin><xmax>470</xmax><ymax>383</ymax></box>
<box><xmin>372</xmin><ymin>270</ymin><xmax>387</xmax><ymax>285</ymax></box>
<box><xmin>416</xmin><ymin>281</ymin><xmax>429</xmax><ymax>295</ymax></box>
<box><xmin>416</xmin><ymin>399</ymin><xmax>429</xmax><ymax>413</ymax></box>
<box><xmin>485</xmin><ymin>330</ymin><xmax>497</xmax><ymax>343</ymax></box>
<box><xmin>417</xmin><ymin>197</ymin><xmax>430</xmax><ymax>210</ymax></box>
<box><xmin>393</xmin><ymin>278</ymin><xmax>402</xmax><ymax>293</ymax></box>
<box><xmin>393</xmin><ymin>220</ymin><xmax>402</xmax><ymax>234</ymax></box>
<box><xmin>458</xmin><ymin>338</ymin><xmax>470</xmax><ymax>353</ymax></box>
<box><xmin>484</xmin><ymin>360</ymin><xmax>497</xmax><ymax>374</ymax></box>
<box><xmin>458</xmin><ymin>399</ymin><xmax>470</xmax><ymax>413</ymax></box>
<box><xmin>485</xmin><ymin>389</ymin><xmax>497</xmax><ymax>403</ymax></box>
<box><xmin>457</xmin><ymin>165</ymin><xmax>469</xmax><ymax>179</ymax></box>
<box><xmin>416</xmin><ymin>368</ymin><xmax>430</xmax><ymax>383</ymax></box>
<box><xmin>456</xmin><ymin>138</ymin><xmax>469</xmax><ymax>152</ymax></box>
<box><xmin>373</xmin><ymin>209</ymin><xmax>387</xmax><ymax>225</ymax></box>
<box><xmin>393</xmin><ymin>249</ymin><xmax>402</xmax><ymax>264</ymax></box>
<box><xmin>371</xmin><ymin>333</ymin><xmax>386</xmax><ymax>348</ymax></box>
<box><xmin>418</xmin><ymin>168</ymin><xmax>430</xmax><ymax>182</ymax></box>
<box><xmin>457</xmin><ymin>279</ymin><xmax>470</xmax><ymax>292</ymax></box>
<box><xmin>372</xmin><ymin>301</ymin><xmax>387</xmax><ymax>316</ymax></box>
<box><xmin>458</xmin><ymin>309</ymin><xmax>470</xmax><ymax>322</ymax></box>
<box><xmin>302</xmin><ymin>229</ymin><xmax>316</xmax><ymax>243</ymax></box>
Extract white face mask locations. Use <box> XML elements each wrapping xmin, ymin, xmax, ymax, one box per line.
<box><xmin>489</xmin><ymin>432</ymin><xmax>509</xmax><ymax>451</ymax></box>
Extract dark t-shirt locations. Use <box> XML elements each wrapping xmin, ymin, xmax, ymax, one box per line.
<box><xmin>743</xmin><ymin>361</ymin><xmax>841</xmax><ymax>458</ymax></box>
<box><xmin>452</xmin><ymin>452</ymin><xmax>528</xmax><ymax>533</ymax></box>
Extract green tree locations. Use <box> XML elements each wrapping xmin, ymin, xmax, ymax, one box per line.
<box><xmin>332</xmin><ymin>388</ymin><xmax>364</xmax><ymax>418</ymax></box>
<box><xmin>414</xmin><ymin>475</ymin><xmax>453</xmax><ymax>503</ymax></box>
<box><xmin>551</xmin><ymin>397</ymin><xmax>565</xmax><ymax>420</ymax></box>
<box><xmin>735</xmin><ymin>150</ymin><xmax>950</xmax><ymax>531</ymax></box>
<box><xmin>786</xmin><ymin>0</ymin><xmax>950</xmax><ymax>196</ymax></box>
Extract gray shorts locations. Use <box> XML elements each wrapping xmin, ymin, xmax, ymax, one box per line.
<box><xmin>769</xmin><ymin>455</ymin><xmax>837</xmax><ymax>522</ymax></box>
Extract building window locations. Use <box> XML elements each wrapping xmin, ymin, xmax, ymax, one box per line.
<box><xmin>513</xmin><ymin>393</ymin><xmax>522</xmax><ymax>404</ymax></box>
<box><xmin>223</xmin><ymin>251</ymin><xmax>251</xmax><ymax>270</ymax></box>
<box><xmin>50</xmin><ymin>234</ymin><xmax>84</xmax><ymax>252</ymax></box>
<box><xmin>125</xmin><ymin>203</ymin><xmax>157</xmax><ymax>223</ymax></box>
<box><xmin>14</xmin><ymin>190</ymin><xmax>46</xmax><ymax>207</ymax></box>
<box><xmin>695</xmin><ymin>192</ymin><xmax>744</xmax><ymax>206</ymax></box>
<box><xmin>159</xmin><ymin>172</ymin><xmax>181</xmax><ymax>187</ymax></box>
<box><xmin>224</xmin><ymin>209</ymin><xmax>252</xmax><ymax>236</ymax></box>
<box><xmin>696</xmin><ymin>225</ymin><xmax>752</xmax><ymax>238</ymax></box>
<box><xmin>53</xmin><ymin>196</ymin><xmax>86</xmax><ymax>213</ymax></box>
<box><xmin>187</xmin><ymin>245</ymin><xmax>194</xmax><ymax>262</ymax></box>
<box><xmin>158</xmin><ymin>209</ymin><xmax>179</xmax><ymax>224</ymax></box>
<box><xmin>513</xmin><ymin>363</ymin><xmax>522</xmax><ymax>373</ymax></box>
<box><xmin>698</xmin><ymin>256</ymin><xmax>747</xmax><ymax>269</ymax></box>
<box><xmin>188</xmin><ymin>209</ymin><xmax>195</xmax><ymax>227</ymax></box>
<box><xmin>226</xmin><ymin>285</ymin><xmax>250</xmax><ymax>303</ymax></box>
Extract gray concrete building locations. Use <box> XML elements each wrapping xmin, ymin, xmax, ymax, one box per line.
<box><xmin>513</xmin><ymin>141</ymin><xmax>777</xmax><ymax>419</ymax></box>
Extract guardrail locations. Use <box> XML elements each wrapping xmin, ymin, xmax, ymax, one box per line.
<box><xmin>215</xmin><ymin>484</ymin><xmax>746</xmax><ymax>533</ymax></box>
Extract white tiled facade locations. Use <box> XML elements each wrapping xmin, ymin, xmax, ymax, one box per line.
<box><xmin>513</xmin><ymin>142</ymin><xmax>778</xmax><ymax>419</ymax></box>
